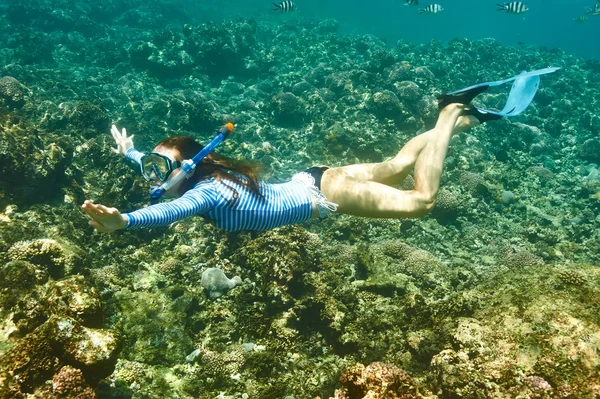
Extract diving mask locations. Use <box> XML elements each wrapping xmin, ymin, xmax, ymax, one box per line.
<box><xmin>148</xmin><ymin>123</ymin><xmax>234</xmax><ymax>201</ymax></box>
<box><xmin>140</xmin><ymin>153</ymin><xmax>182</xmax><ymax>183</ymax></box>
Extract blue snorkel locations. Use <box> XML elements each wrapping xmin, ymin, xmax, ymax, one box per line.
<box><xmin>149</xmin><ymin>123</ymin><xmax>235</xmax><ymax>201</ymax></box>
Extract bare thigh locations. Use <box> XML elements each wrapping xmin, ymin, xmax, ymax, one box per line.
<box><xmin>332</xmin><ymin>156</ymin><xmax>414</xmax><ymax>186</ymax></box>
<box><xmin>320</xmin><ymin>168</ymin><xmax>432</xmax><ymax>219</ymax></box>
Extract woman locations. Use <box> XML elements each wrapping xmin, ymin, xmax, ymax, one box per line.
<box><xmin>83</xmin><ymin>68</ymin><xmax>557</xmax><ymax>233</ymax></box>
<box><xmin>82</xmin><ymin>97</ymin><xmax>491</xmax><ymax>234</ymax></box>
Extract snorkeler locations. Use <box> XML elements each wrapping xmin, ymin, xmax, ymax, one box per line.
<box><xmin>82</xmin><ymin>68</ymin><xmax>559</xmax><ymax>233</ymax></box>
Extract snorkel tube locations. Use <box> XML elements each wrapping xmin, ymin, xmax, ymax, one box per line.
<box><xmin>149</xmin><ymin>123</ymin><xmax>234</xmax><ymax>201</ymax></box>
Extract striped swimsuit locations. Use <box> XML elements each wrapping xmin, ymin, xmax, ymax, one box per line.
<box><xmin>124</xmin><ymin>149</ymin><xmax>320</xmax><ymax>232</ymax></box>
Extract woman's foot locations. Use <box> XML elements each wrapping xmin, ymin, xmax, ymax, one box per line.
<box><xmin>453</xmin><ymin>115</ymin><xmax>480</xmax><ymax>134</ymax></box>
<box><xmin>437</xmin><ymin>84</ymin><xmax>490</xmax><ymax>109</ymax></box>
<box><xmin>462</xmin><ymin>105</ymin><xmax>503</xmax><ymax>124</ymax></box>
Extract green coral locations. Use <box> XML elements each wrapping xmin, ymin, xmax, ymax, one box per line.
<box><xmin>271</xmin><ymin>92</ymin><xmax>307</xmax><ymax>126</ymax></box>
<box><xmin>557</xmin><ymin>269</ymin><xmax>588</xmax><ymax>286</ymax></box>
<box><xmin>431</xmin><ymin>189</ymin><xmax>462</xmax><ymax>222</ymax></box>
<box><xmin>0</xmin><ymin>109</ymin><xmax>73</xmax><ymax>207</ymax></box>
<box><xmin>231</xmin><ymin>226</ymin><xmax>320</xmax><ymax>304</ymax></box>
<box><xmin>370</xmin><ymin>90</ymin><xmax>405</xmax><ymax>120</ymax></box>
<box><xmin>0</xmin><ymin>76</ymin><xmax>30</xmax><ymax>108</ymax></box>
<box><xmin>0</xmin><ymin>260</ymin><xmax>48</xmax><ymax>310</ymax></box>
<box><xmin>458</xmin><ymin>171</ymin><xmax>490</xmax><ymax>197</ymax></box>
<box><xmin>7</xmin><ymin>238</ymin><xmax>69</xmax><ymax>279</ymax></box>
<box><xmin>500</xmin><ymin>250</ymin><xmax>545</xmax><ymax>269</ymax></box>
<box><xmin>67</xmin><ymin>100</ymin><xmax>110</xmax><ymax>137</ymax></box>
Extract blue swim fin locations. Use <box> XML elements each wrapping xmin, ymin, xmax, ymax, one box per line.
<box><xmin>444</xmin><ymin>67</ymin><xmax>560</xmax><ymax>119</ymax></box>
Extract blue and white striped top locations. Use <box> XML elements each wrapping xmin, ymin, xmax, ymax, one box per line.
<box><xmin>123</xmin><ymin>149</ymin><xmax>314</xmax><ymax>232</ymax></box>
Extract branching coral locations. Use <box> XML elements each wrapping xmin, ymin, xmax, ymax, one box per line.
<box><xmin>557</xmin><ymin>269</ymin><xmax>588</xmax><ymax>286</ymax></box>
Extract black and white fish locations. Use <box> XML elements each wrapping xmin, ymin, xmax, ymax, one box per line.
<box><xmin>497</xmin><ymin>2</ymin><xmax>529</xmax><ymax>14</ymax></box>
<box><xmin>420</xmin><ymin>4</ymin><xmax>443</xmax><ymax>14</ymax></box>
<box><xmin>273</xmin><ymin>1</ymin><xmax>295</xmax><ymax>12</ymax></box>
<box><xmin>574</xmin><ymin>15</ymin><xmax>588</xmax><ymax>23</ymax></box>
<box><xmin>586</xmin><ymin>4</ymin><xmax>600</xmax><ymax>15</ymax></box>
<box><xmin>404</xmin><ymin>0</ymin><xmax>418</xmax><ymax>6</ymax></box>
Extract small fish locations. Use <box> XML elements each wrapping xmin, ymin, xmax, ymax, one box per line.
<box><xmin>497</xmin><ymin>2</ymin><xmax>529</xmax><ymax>14</ymax></box>
<box><xmin>574</xmin><ymin>15</ymin><xmax>588</xmax><ymax>23</ymax></box>
<box><xmin>404</xmin><ymin>0</ymin><xmax>418</xmax><ymax>6</ymax></box>
<box><xmin>586</xmin><ymin>4</ymin><xmax>600</xmax><ymax>14</ymax></box>
<box><xmin>420</xmin><ymin>4</ymin><xmax>443</xmax><ymax>14</ymax></box>
<box><xmin>273</xmin><ymin>1</ymin><xmax>295</xmax><ymax>12</ymax></box>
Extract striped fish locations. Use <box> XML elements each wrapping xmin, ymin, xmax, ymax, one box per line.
<box><xmin>273</xmin><ymin>1</ymin><xmax>295</xmax><ymax>12</ymax></box>
<box><xmin>420</xmin><ymin>4</ymin><xmax>443</xmax><ymax>14</ymax></box>
<box><xmin>497</xmin><ymin>2</ymin><xmax>529</xmax><ymax>14</ymax></box>
<box><xmin>404</xmin><ymin>0</ymin><xmax>418</xmax><ymax>6</ymax></box>
<box><xmin>586</xmin><ymin>4</ymin><xmax>600</xmax><ymax>15</ymax></box>
<box><xmin>574</xmin><ymin>15</ymin><xmax>588</xmax><ymax>23</ymax></box>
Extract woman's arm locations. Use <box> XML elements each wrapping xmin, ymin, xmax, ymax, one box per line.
<box><xmin>111</xmin><ymin>124</ymin><xmax>146</xmax><ymax>168</ymax></box>
<box><xmin>82</xmin><ymin>184</ymin><xmax>216</xmax><ymax>232</ymax></box>
<box><xmin>111</xmin><ymin>125</ymin><xmax>135</xmax><ymax>155</ymax></box>
<box><xmin>82</xmin><ymin>200</ymin><xmax>128</xmax><ymax>233</ymax></box>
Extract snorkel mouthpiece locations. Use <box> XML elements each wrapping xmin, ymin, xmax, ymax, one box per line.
<box><xmin>149</xmin><ymin>123</ymin><xmax>235</xmax><ymax>201</ymax></box>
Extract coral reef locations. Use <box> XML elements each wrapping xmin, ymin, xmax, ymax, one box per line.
<box><xmin>0</xmin><ymin>109</ymin><xmax>74</xmax><ymax>207</ymax></box>
<box><xmin>0</xmin><ymin>7</ymin><xmax>599</xmax><ymax>399</ymax></box>
<box><xmin>271</xmin><ymin>92</ymin><xmax>307</xmax><ymax>126</ymax></box>
<box><xmin>430</xmin><ymin>189</ymin><xmax>462</xmax><ymax>222</ymax></box>
<box><xmin>0</xmin><ymin>315</ymin><xmax>119</xmax><ymax>397</ymax></box>
<box><xmin>0</xmin><ymin>218</ymin><xmax>120</xmax><ymax>397</ymax></box>
<box><xmin>0</xmin><ymin>76</ymin><xmax>30</xmax><ymax>108</ymax></box>
<box><xmin>500</xmin><ymin>250</ymin><xmax>545</xmax><ymax>269</ymax></box>
<box><xmin>7</xmin><ymin>238</ymin><xmax>74</xmax><ymax>278</ymax></box>
<box><xmin>331</xmin><ymin>362</ymin><xmax>424</xmax><ymax>399</ymax></box>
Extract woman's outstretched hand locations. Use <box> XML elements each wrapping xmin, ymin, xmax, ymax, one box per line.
<box><xmin>82</xmin><ymin>200</ymin><xmax>127</xmax><ymax>233</ymax></box>
<box><xmin>111</xmin><ymin>125</ymin><xmax>135</xmax><ymax>156</ymax></box>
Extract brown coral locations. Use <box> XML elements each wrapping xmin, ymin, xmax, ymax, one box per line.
<box><xmin>46</xmin><ymin>275</ymin><xmax>103</xmax><ymax>325</ymax></box>
<box><xmin>0</xmin><ymin>321</ymin><xmax>62</xmax><ymax>396</ymax></box>
<box><xmin>37</xmin><ymin>365</ymin><xmax>97</xmax><ymax>398</ymax></box>
<box><xmin>332</xmin><ymin>362</ymin><xmax>423</xmax><ymax>399</ymax></box>
<box><xmin>7</xmin><ymin>239</ymin><xmax>67</xmax><ymax>279</ymax></box>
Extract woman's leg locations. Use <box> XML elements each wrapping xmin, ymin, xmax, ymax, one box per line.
<box><xmin>320</xmin><ymin>104</ymin><xmax>466</xmax><ymax>218</ymax></box>
<box><xmin>336</xmin><ymin>114</ymin><xmax>478</xmax><ymax>186</ymax></box>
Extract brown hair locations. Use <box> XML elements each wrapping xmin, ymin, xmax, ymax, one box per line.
<box><xmin>155</xmin><ymin>136</ymin><xmax>264</xmax><ymax>201</ymax></box>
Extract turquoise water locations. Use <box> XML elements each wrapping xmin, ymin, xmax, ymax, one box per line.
<box><xmin>2</xmin><ymin>0</ymin><xmax>600</xmax><ymax>398</ymax></box>
<box><xmin>190</xmin><ymin>0</ymin><xmax>600</xmax><ymax>58</ymax></box>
